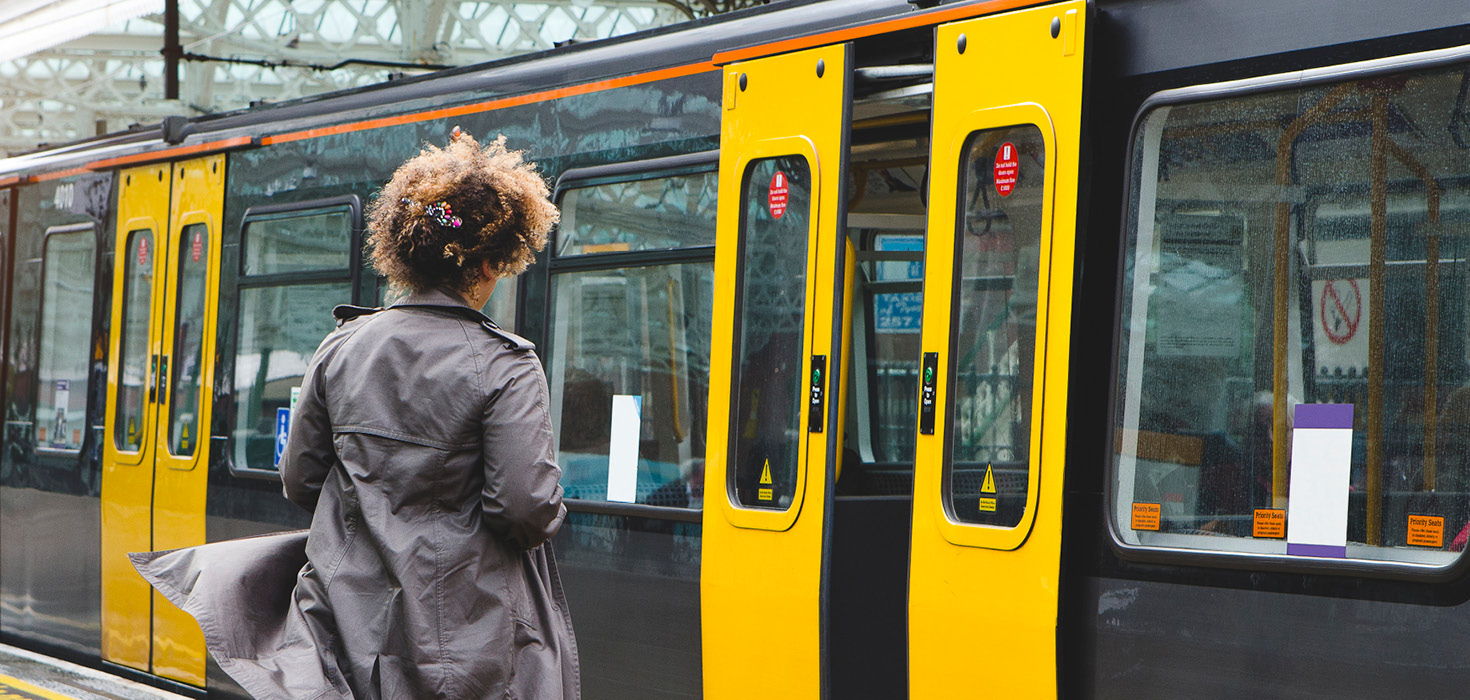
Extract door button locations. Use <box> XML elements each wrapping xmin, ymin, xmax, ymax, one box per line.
<box><xmin>808</xmin><ymin>355</ymin><xmax>827</xmax><ymax>433</ymax></box>
<box><xmin>920</xmin><ymin>352</ymin><xmax>938</xmax><ymax>435</ymax></box>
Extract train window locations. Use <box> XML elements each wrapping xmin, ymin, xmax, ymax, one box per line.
<box><xmin>243</xmin><ymin>206</ymin><xmax>352</xmax><ymax>275</ymax></box>
<box><xmin>114</xmin><ymin>229</ymin><xmax>153</xmax><ymax>452</ymax></box>
<box><xmin>556</xmin><ymin>171</ymin><xmax>718</xmax><ymax>256</ymax></box>
<box><xmin>945</xmin><ymin>126</ymin><xmax>1045</xmax><ymax>527</ymax></box>
<box><xmin>36</xmin><ymin>226</ymin><xmax>95</xmax><ymax>451</ymax></box>
<box><xmin>549</xmin><ymin>263</ymin><xmax>712</xmax><ymax>505</ymax></box>
<box><xmin>233</xmin><ymin>282</ymin><xmax>350</xmax><ymax>471</ymax></box>
<box><xmin>1114</xmin><ymin>63</ymin><xmax>1470</xmax><ymax>568</ymax></box>
<box><xmin>547</xmin><ymin>158</ymin><xmax>717</xmax><ymax>508</ymax></box>
<box><xmin>482</xmin><ymin>279</ymin><xmax>517</xmax><ymax>330</ymax></box>
<box><xmin>232</xmin><ymin>202</ymin><xmax>358</xmax><ymax>474</ymax></box>
<box><xmin>729</xmin><ymin>156</ymin><xmax>812</xmax><ymax>510</ymax></box>
<box><xmin>168</xmin><ymin>224</ymin><xmax>209</xmax><ymax>456</ymax></box>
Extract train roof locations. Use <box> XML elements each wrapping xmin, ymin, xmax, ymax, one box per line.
<box><xmin>0</xmin><ymin>0</ymin><xmax>940</xmax><ymax>183</ymax></box>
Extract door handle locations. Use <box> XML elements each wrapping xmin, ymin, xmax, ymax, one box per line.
<box><xmin>157</xmin><ymin>355</ymin><xmax>170</xmax><ymax>407</ymax></box>
<box><xmin>148</xmin><ymin>354</ymin><xmax>158</xmax><ymax>403</ymax></box>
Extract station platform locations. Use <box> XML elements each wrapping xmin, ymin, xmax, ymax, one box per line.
<box><xmin>0</xmin><ymin>644</ymin><xmax>188</xmax><ymax>700</ymax></box>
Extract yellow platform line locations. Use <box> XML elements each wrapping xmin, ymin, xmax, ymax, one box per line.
<box><xmin>0</xmin><ymin>674</ymin><xmax>76</xmax><ymax>700</ymax></box>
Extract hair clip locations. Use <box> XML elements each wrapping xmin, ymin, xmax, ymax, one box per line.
<box><xmin>401</xmin><ymin>198</ymin><xmax>463</xmax><ymax>228</ymax></box>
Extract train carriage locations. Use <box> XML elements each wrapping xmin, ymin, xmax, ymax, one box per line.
<box><xmin>0</xmin><ymin>0</ymin><xmax>1468</xmax><ymax>697</ymax></box>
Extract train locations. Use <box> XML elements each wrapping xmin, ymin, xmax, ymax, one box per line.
<box><xmin>1</xmin><ymin>0</ymin><xmax>1469</xmax><ymax>697</ymax></box>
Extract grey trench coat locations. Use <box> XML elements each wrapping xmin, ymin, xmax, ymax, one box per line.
<box><xmin>131</xmin><ymin>289</ymin><xmax>579</xmax><ymax>699</ymax></box>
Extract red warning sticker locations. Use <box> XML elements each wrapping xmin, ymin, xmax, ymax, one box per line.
<box><xmin>191</xmin><ymin>230</ymin><xmax>203</xmax><ymax>262</ymax></box>
<box><xmin>993</xmin><ymin>142</ymin><xmax>1019</xmax><ymax>197</ymax></box>
<box><xmin>768</xmin><ymin>171</ymin><xmax>789</xmax><ymax>219</ymax></box>
<box><xmin>137</xmin><ymin>236</ymin><xmax>150</xmax><ymax>266</ymax></box>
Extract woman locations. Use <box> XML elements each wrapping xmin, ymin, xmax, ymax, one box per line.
<box><xmin>133</xmin><ymin>131</ymin><xmax>578</xmax><ymax>699</ymax></box>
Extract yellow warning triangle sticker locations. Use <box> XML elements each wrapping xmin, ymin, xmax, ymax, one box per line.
<box><xmin>981</xmin><ymin>464</ymin><xmax>997</xmax><ymax>494</ymax></box>
<box><xmin>181</xmin><ymin>423</ymin><xmax>191</xmax><ymax>440</ymax></box>
<box><xmin>759</xmin><ymin>459</ymin><xmax>773</xmax><ymax>485</ymax></box>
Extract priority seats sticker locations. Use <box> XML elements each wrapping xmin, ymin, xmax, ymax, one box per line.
<box><xmin>1131</xmin><ymin>502</ymin><xmax>1160</xmax><ymax>531</ymax></box>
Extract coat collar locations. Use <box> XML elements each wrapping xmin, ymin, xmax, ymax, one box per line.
<box><xmin>396</xmin><ymin>287</ymin><xmax>473</xmax><ymax>309</ymax></box>
<box><xmin>391</xmin><ymin>287</ymin><xmax>502</xmax><ymax>329</ymax></box>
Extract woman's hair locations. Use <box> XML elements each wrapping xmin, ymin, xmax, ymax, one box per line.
<box><xmin>365</xmin><ymin>131</ymin><xmax>557</xmax><ymax>294</ymax></box>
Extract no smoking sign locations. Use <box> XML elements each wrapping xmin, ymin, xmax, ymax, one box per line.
<box><xmin>1320</xmin><ymin>278</ymin><xmax>1361</xmax><ymax>345</ymax></box>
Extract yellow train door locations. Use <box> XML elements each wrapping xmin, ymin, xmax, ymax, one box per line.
<box><xmin>702</xmin><ymin>43</ymin><xmax>852</xmax><ymax>698</ymax></box>
<box><xmin>907</xmin><ymin>3</ymin><xmax>1086</xmax><ymax>698</ymax></box>
<box><xmin>100</xmin><ymin>154</ymin><xmax>224</xmax><ymax>686</ymax></box>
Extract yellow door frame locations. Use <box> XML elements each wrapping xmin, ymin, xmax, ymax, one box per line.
<box><xmin>101</xmin><ymin>163</ymin><xmax>171</xmax><ymax>672</ymax></box>
<box><xmin>703</xmin><ymin>43</ymin><xmax>850</xmax><ymax>699</ymax></box>
<box><xmin>908</xmin><ymin>3</ymin><xmax>1086</xmax><ymax>698</ymax></box>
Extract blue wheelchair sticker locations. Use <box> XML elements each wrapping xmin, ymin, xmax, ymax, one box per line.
<box><xmin>274</xmin><ymin>407</ymin><xmax>291</xmax><ymax>468</ymax></box>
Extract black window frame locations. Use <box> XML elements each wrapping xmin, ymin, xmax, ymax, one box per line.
<box><xmin>225</xmin><ymin>194</ymin><xmax>365</xmax><ymax>480</ymax></box>
<box><xmin>1106</xmin><ymin>45</ymin><xmax>1470</xmax><ymax>582</ymax></box>
<box><xmin>545</xmin><ymin>149</ymin><xmax>719</xmax><ymax>524</ymax></box>
<box><xmin>33</xmin><ymin>222</ymin><xmax>100</xmax><ymax>456</ymax></box>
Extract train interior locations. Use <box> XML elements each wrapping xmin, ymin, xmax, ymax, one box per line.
<box><xmin>826</xmin><ymin>29</ymin><xmax>932</xmax><ymax>697</ymax></box>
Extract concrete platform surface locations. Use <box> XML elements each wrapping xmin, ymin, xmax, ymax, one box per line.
<box><xmin>0</xmin><ymin>644</ymin><xmax>189</xmax><ymax>700</ymax></box>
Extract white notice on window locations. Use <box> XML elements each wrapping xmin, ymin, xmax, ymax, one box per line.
<box><xmin>606</xmin><ymin>395</ymin><xmax>643</xmax><ymax>503</ymax></box>
<box><xmin>1286</xmin><ymin>403</ymin><xmax>1353</xmax><ymax>558</ymax></box>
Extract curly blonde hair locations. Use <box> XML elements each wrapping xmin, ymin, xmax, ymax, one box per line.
<box><xmin>366</xmin><ymin>131</ymin><xmax>557</xmax><ymax>294</ymax></box>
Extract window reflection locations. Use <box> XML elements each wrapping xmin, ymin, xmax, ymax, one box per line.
<box><xmin>37</xmin><ymin>228</ymin><xmax>95</xmax><ymax>451</ymax></box>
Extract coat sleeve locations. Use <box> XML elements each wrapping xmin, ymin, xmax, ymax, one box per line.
<box><xmin>279</xmin><ymin>333</ymin><xmax>339</xmax><ymax>512</ymax></box>
<box><xmin>481</xmin><ymin>352</ymin><xmax>566</xmax><ymax>549</ymax></box>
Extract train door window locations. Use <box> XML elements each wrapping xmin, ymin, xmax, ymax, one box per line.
<box><xmin>35</xmin><ymin>225</ymin><xmax>96</xmax><ymax>451</ymax></box>
<box><xmin>114</xmin><ymin>229</ymin><xmax>154</xmax><ymax>452</ymax></box>
<box><xmin>1113</xmin><ymin>60</ymin><xmax>1470</xmax><ymax>569</ymax></box>
<box><xmin>231</xmin><ymin>200</ymin><xmax>358</xmax><ymax>474</ymax></box>
<box><xmin>729</xmin><ymin>156</ymin><xmax>812</xmax><ymax>510</ymax></box>
<box><xmin>546</xmin><ymin>155</ymin><xmax>716</xmax><ymax>507</ymax></box>
<box><xmin>943</xmin><ymin>126</ymin><xmax>1045</xmax><ymax>527</ymax></box>
<box><xmin>167</xmin><ymin>223</ymin><xmax>209</xmax><ymax>456</ymax></box>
